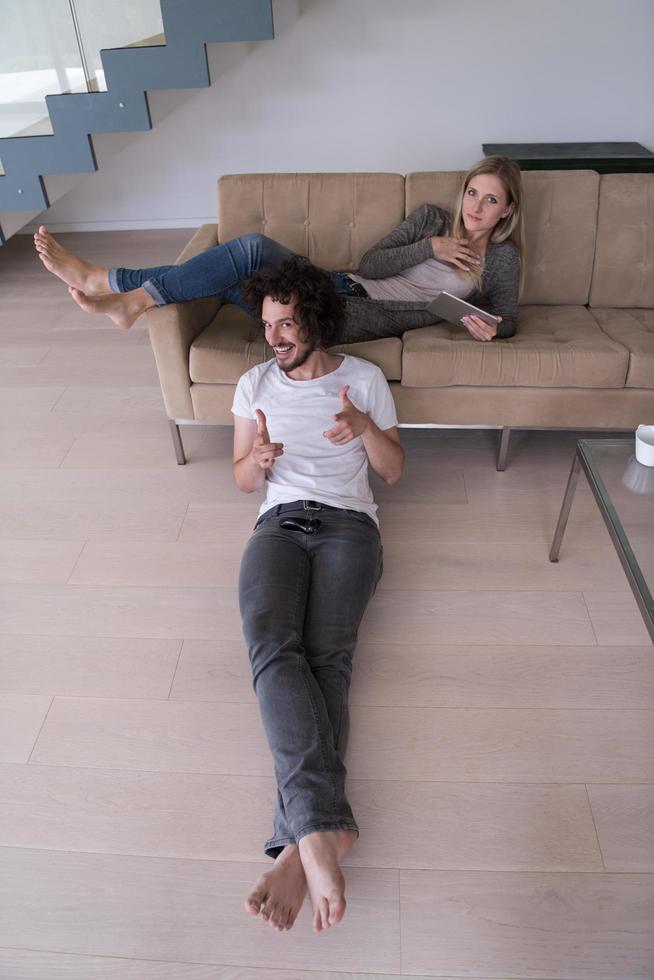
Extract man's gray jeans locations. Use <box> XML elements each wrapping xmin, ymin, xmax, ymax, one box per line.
<box><xmin>238</xmin><ymin>502</ymin><xmax>383</xmax><ymax>858</ymax></box>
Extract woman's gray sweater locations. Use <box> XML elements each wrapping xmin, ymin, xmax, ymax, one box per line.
<box><xmin>341</xmin><ymin>204</ymin><xmax>519</xmax><ymax>343</ymax></box>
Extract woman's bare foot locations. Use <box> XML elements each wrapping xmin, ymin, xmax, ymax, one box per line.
<box><xmin>298</xmin><ymin>828</ymin><xmax>357</xmax><ymax>933</ymax></box>
<box><xmin>33</xmin><ymin>226</ymin><xmax>110</xmax><ymax>294</ymax></box>
<box><xmin>245</xmin><ymin>844</ymin><xmax>307</xmax><ymax>933</ymax></box>
<box><xmin>68</xmin><ymin>285</ymin><xmax>154</xmax><ymax>330</ymax></box>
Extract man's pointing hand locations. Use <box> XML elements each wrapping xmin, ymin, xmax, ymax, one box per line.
<box><xmin>324</xmin><ymin>386</ymin><xmax>370</xmax><ymax>445</ymax></box>
<box><xmin>252</xmin><ymin>409</ymin><xmax>284</xmax><ymax>469</ymax></box>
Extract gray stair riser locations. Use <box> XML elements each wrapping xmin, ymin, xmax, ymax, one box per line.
<box><xmin>47</xmin><ymin>92</ymin><xmax>152</xmax><ymax>135</ymax></box>
<box><xmin>0</xmin><ymin>0</ymin><xmax>273</xmax><ymax>223</ymax></box>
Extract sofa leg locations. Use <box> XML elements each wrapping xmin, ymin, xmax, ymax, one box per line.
<box><xmin>496</xmin><ymin>427</ymin><xmax>511</xmax><ymax>471</ymax></box>
<box><xmin>169</xmin><ymin>420</ymin><xmax>187</xmax><ymax>465</ymax></box>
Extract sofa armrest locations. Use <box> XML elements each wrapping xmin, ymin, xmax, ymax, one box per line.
<box><xmin>146</xmin><ymin>224</ymin><xmax>221</xmax><ymax>420</ymax></box>
<box><xmin>175</xmin><ymin>222</ymin><xmax>221</xmax><ymax>264</ymax></box>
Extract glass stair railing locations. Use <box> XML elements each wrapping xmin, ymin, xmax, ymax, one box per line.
<box><xmin>0</xmin><ymin>0</ymin><xmax>165</xmax><ymax>146</ymax></box>
<box><xmin>0</xmin><ymin>0</ymin><xmax>273</xmax><ymax>242</ymax></box>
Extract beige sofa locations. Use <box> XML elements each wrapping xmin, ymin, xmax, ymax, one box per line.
<box><xmin>147</xmin><ymin>170</ymin><xmax>654</xmax><ymax>467</ymax></box>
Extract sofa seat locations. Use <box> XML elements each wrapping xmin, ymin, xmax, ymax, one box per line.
<box><xmin>590</xmin><ymin>308</ymin><xmax>654</xmax><ymax>388</ymax></box>
<box><xmin>401</xmin><ymin>306</ymin><xmax>629</xmax><ymax>388</ymax></box>
<box><xmin>189</xmin><ymin>303</ymin><xmax>404</xmax><ymax>383</ymax></box>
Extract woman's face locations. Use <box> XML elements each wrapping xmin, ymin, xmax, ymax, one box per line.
<box><xmin>462</xmin><ymin>173</ymin><xmax>513</xmax><ymax>236</ymax></box>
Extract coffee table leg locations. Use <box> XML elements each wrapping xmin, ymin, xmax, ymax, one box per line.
<box><xmin>549</xmin><ymin>452</ymin><xmax>582</xmax><ymax>562</ymax></box>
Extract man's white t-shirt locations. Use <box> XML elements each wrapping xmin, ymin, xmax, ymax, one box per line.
<box><xmin>231</xmin><ymin>354</ymin><xmax>398</xmax><ymax>524</ymax></box>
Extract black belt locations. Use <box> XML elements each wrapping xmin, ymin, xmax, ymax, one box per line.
<box><xmin>255</xmin><ymin>498</ymin><xmax>376</xmax><ymax>532</ymax></box>
<box><xmin>255</xmin><ymin>500</ymin><xmax>344</xmax><ymax>529</ymax></box>
<box><xmin>268</xmin><ymin>499</ymin><xmax>342</xmax><ymax>516</ymax></box>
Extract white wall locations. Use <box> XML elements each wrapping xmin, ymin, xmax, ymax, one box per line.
<box><xmin>36</xmin><ymin>0</ymin><xmax>654</xmax><ymax>232</ymax></box>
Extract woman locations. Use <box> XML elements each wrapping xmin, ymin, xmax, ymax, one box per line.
<box><xmin>34</xmin><ymin>155</ymin><xmax>524</xmax><ymax>341</ymax></box>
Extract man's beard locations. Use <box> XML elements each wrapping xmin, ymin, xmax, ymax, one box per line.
<box><xmin>277</xmin><ymin>343</ymin><xmax>314</xmax><ymax>374</ymax></box>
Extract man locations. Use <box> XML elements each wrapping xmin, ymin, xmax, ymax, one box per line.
<box><xmin>232</xmin><ymin>256</ymin><xmax>403</xmax><ymax>933</ymax></box>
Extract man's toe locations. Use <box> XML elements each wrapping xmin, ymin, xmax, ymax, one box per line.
<box><xmin>259</xmin><ymin>900</ymin><xmax>272</xmax><ymax>921</ymax></box>
<box><xmin>329</xmin><ymin>894</ymin><xmax>346</xmax><ymax>926</ymax></box>
<box><xmin>245</xmin><ymin>880</ymin><xmax>267</xmax><ymax>916</ymax></box>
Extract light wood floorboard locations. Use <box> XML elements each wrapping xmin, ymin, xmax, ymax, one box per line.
<box><xmin>0</xmin><ymin>636</ymin><xmax>181</xmax><ymax>698</ymax></box>
<box><xmin>66</xmin><ymin>537</ymin><xmax>629</xmax><ymax>592</ymax></box>
<box><xmin>0</xmin><ymin>464</ymin><xmax>244</xmax><ymax>505</ymax></box>
<box><xmin>29</xmin><ymin>698</ymin><xmax>654</xmax><ymax>783</ymax></box>
<box><xmin>1</xmin><ymin>432</ymin><xmax>76</xmax><ymax>468</ymax></box>
<box><xmin>0</xmin><ymin>325</ymin><xmax>146</xmax><ymax>349</ymax></box>
<box><xmin>0</xmin><ymin>346</ymin><xmax>160</xmax><ymax>387</ymax></box>
<box><xmin>586</xmin><ymin>785</ymin><xmax>654</xmax><ymax>872</ymax></box>
<box><xmin>0</xmin><ymin>951</ymin><xmax>490</xmax><ymax>980</ymax></box>
<box><xmin>171</xmin><ymin>640</ymin><xmax>654</xmax><ymax>709</ymax></box>
<box><xmin>583</xmin><ymin>591</ymin><xmax>653</xmax><ymax>645</ymax></box>
<box><xmin>0</xmin><ymin>584</ymin><xmax>242</xmax><ymax>639</ymax></box>
<box><xmin>0</xmin><ymin>497</ymin><xmax>191</xmax><ymax>541</ymax></box>
<box><xmin>0</xmin><ymin>765</ymin><xmax>602</xmax><ymax>872</ymax></box>
<box><xmin>52</xmin><ymin>385</ymin><xmax>166</xmax><ymax>415</ymax></box>
<box><xmin>0</xmin><ymin>848</ymin><xmax>401</xmax><ymax>973</ymax></box>
<box><xmin>1</xmin><ymin>346</ymin><xmax>51</xmax><ymax>367</ymax></box>
<box><xmin>400</xmin><ymin>870</ymin><xmax>654</xmax><ymax>978</ymax></box>
<box><xmin>0</xmin><ymin>539</ymin><xmax>84</xmax><ymax>584</ymax></box>
<box><xmin>360</xmin><ymin>589</ymin><xmax>597</xmax><ymax>645</ymax></box>
<box><xmin>350</xmin><ymin>643</ymin><xmax>654</xmax><ymax>709</ymax></box>
<box><xmin>1</xmin><ymin>229</ymin><xmax>651</xmax><ymax>978</ymax></box>
<box><xmin>0</xmin><ymin>385</ymin><xmax>65</xmax><ymax>412</ymax></box>
<box><xmin>0</xmin><ymin>696</ymin><xmax>53</xmax><ymax>763</ymax></box>
<box><xmin>0</xmin><ymin>949</ymin><xmax>508</xmax><ymax>980</ymax></box>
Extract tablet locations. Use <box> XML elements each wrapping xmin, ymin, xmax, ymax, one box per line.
<box><xmin>428</xmin><ymin>291</ymin><xmax>500</xmax><ymax>328</ymax></box>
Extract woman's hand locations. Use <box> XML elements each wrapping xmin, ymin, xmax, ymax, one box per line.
<box><xmin>461</xmin><ymin>315</ymin><xmax>500</xmax><ymax>342</ymax></box>
<box><xmin>430</xmin><ymin>236</ymin><xmax>481</xmax><ymax>270</ymax></box>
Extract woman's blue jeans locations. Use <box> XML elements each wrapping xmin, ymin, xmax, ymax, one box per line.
<box><xmin>238</xmin><ymin>503</ymin><xmax>383</xmax><ymax>858</ymax></box>
<box><xmin>109</xmin><ymin>232</ymin><xmax>359</xmax><ymax>311</ymax></box>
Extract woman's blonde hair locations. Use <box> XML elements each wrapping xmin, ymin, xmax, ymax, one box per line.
<box><xmin>450</xmin><ymin>155</ymin><xmax>525</xmax><ymax>293</ymax></box>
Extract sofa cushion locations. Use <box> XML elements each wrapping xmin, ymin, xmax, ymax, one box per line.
<box><xmin>401</xmin><ymin>306</ymin><xmax>629</xmax><ymax>388</ymax></box>
<box><xmin>591</xmin><ymin>308</ymin><xmax>654</xmax><ymax>389</ymax></box>
<box><xmin>217</xmin><ymin>173</ymin><xmax>405</xmax><ymax>271</ymax></box>
<box><xmin>190</xmin><ymin>305</ymin><xmax>403</xmax><ymax>384</ymax></box>
<box><xmin>589</xmin><ymin>174</ymin><xmax>654</xmax><ymax>309</ymax></box>
<box><xmin>406</xmin><ymin>170</ymin><xmax>599</xmax><ymax>306</ymax></box>
<box><xmin>405</xmin><ymin>170</ymin><xmax>463</xmax><ymax>216</ymax></box>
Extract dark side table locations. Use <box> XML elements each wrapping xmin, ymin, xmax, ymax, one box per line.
<box><xmin>482</xmin><ymin>142</ymin><xmax>654</xmax><ymax>173</ymax></box>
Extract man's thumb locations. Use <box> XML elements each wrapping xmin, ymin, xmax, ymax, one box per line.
<box><xmin>339</xmin><ymin>385</ymin><xmax>351</xmax><ymax>406</ymax></box>
<box><xmin>255</xmin><ymin>409</ymin><xmax>268</xmax><ymax>436</ymax></box>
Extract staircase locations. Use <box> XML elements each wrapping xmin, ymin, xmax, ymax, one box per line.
<box><xmin>0</xmin><ymin>0</ymin><xmax>274</xmax><ymax>245</ymax></box>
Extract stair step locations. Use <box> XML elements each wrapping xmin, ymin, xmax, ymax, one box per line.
<box><xmin>0</xmin><ymin>0</ymin><xmax>274</xmax><ymax>238</ymax></box>
<box><xmin>46</xmin><ymin>92</ymin><xmax>152</xmax><ymax>136</ymax></box>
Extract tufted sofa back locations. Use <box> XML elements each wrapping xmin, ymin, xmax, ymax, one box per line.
<box><xmin>218</xmin><ymin>173</ymin><xmax>405</xmax><ymax>272</ymax></box>
<box><xmin>218</xmin><ymin>170</ymin><xmax>651</xmax><ymax>311</ymax></box>
<box><xmin>589</xmin><ymin>174</ymin><xmax>654</xmax><ymax>309</ymax></box>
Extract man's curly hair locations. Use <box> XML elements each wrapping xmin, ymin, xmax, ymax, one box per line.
<box><xmin>240</xmin><ymin>255</ymin><xmax>345</xmax><ymax>349</ymax></box>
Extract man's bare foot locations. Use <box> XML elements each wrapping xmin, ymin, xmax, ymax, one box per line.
<box><xmin>298</xmin><ymin>828</ymin><xmax>357</xmax><ymax>933</ymax></box>
<box><xmin>33</xmin><ymin>226</ymin><xmax>110</xmax><ymax>294</ymax></box>
<box><xmin>245</xmin><ymin>844</ymin><xmax>307</xmax><ymax>932</ymax></box>
<box><xmin>68</xmin><ymin>285</ymin><xmax>153</xmax><ymax>330</ymax></box>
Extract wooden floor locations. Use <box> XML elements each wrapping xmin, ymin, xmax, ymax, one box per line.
<box><xmin>1</xmin><ymin>230</ymin><xmax>653</xmax><ymax>980</ymax></box>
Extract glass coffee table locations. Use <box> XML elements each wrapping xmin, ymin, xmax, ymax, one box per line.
<box><xmin>550</xmin><ymin>438</ymin><xmax>654</xmax><ymax>643</ymax></box>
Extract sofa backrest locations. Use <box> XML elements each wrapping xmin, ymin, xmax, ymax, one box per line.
<box><xmin>405</xmin><ymin>170</ymin><xmax>463</xmax><ymax>215</ymax></box>
<box><xmin>406</xmin><ymin>169</ymin><xmax>600</xmax><ymax>307</ymax></box>
<box><xmin>520</xmin><ymin>171</ymin><xmax>600</xmax><ymax>305</ymax></box>
<box><xmin>589</xmin><ymin>174</ymin><xmax>654</xmax><ymax>309</ymax></box>
<box><xmin>218</xmin><ymin>173</ymin><xmax>405</xmax><ymax>271</ymax></box>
